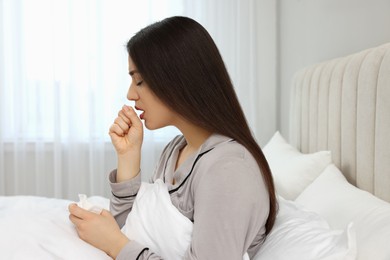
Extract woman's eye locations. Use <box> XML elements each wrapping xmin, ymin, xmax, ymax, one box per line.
<box><xmin>136</xmin><ymin>80</ymin><xmax>143</xmax><ymax>86</ymax></box>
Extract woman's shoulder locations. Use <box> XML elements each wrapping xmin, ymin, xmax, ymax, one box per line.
<box><xmin>168</xmin><ymin>134</ymin><xmax>185</xmax><ymax>147</ymax></box>
<box><xmin>201</xmin><ymin>137</ymin><xmax>258</xmax><ymax>171</ymax></box>
<box><xmin>194</xmin><ymin>137</ymin><xmax>263</xmax><ymax>186</ymax></box>
<box><xmin>193</xmin><ymin>137</ymin><xmax>269</xmax><ymax>207</ymax></box>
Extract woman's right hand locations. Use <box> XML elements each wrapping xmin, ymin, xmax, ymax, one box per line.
<box><xmin>109</xmin><ymin>105</ymin><xmax>143</xmax><ymax>182</ymax></box>
<box><xmin>109</xmin><ymin>105</ymin><xmax>144</xmax><ymax>155</ymax></box>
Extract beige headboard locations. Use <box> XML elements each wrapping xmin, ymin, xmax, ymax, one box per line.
<box><xmin>289</xmin><ymin>42</ymin><xmax>390</xmax><ymax>203</ymax></box>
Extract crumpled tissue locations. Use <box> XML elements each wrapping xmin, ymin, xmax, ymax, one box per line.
<box><xmin>77</xmin><ymin>194</ymin><xmax>103</xmax><ymax>214</ymax></box>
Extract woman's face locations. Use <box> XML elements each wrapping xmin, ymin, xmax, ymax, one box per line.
<box><xmin>127</xmin><ymin>56</ymin><xmax>177</xmax><ymax>130</ymax></box>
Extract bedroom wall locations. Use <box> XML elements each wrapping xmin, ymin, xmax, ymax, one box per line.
<box><xmin>277</xmin><ymin>0</ymin><xmax>390</xmax><ymax>140</ymax></box>
<box><xmin>253</xmin><ymin>0</ymin><xmax>278</xmax><ymax>145</ymax></box>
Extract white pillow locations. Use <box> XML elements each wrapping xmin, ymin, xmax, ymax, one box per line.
<box><xmin>295</xmin><ymin>164</ymin><xmax>390</xmax><ymax>260</ymax></box>
<box><xmin>253</xmin><ymin>197</ymin><xmax>356</xmax><ymax>260</ymax></box>
<box><xmin>263</xmin><ymin>131</ymin><xmax>331</xmax><ymax>200</ymax></box>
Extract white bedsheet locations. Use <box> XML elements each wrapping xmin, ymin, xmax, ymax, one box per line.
<box><xmin>0</xmin><ymin>195</ymin><xmax>111</xmax><ymax>260</ymax></box>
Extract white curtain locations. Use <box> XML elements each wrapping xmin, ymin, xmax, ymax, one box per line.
<box><xmin>0</xmin><ymin>0</ymin><xmax>273</xmax><ymax>200</ymax></box>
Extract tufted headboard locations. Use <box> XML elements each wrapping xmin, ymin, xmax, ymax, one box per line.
<box><xmin>289</xmin><ymin>42</ymin><xmax>390</xmax><ymax>203</ymax></box>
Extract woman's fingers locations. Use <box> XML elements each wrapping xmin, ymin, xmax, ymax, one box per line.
<box><xmin>110</xmin><ymin>106</ymin><xmax>141</xmax><ymax>136</ymax></box>
<box><xmin>118</xmin><ymin>110</ymin><xmax>131</xmax><ymax>125</ymax></box>
<box><xmin>114</xmin><ymin>117</ymin><xmax>130</xmax><ymax>133</ymax></box>
<box><xmin>109</xmin><ymin>123</ymin><xmax>126</xmax><ymax>137</ymax></box>
<box><xmin>122</xmin><ymin>105</ymin><xmax>142</xmax><ymax>128</ymax></box>
<box><xmin>68</xmin><ymin>203</ymin><xmax>93</xmax><ymax>220</ymax></box>
<box><xmin>109</xmin><ymin>105</ymin><xmax>144</xmax><ymax>154</ymax></box>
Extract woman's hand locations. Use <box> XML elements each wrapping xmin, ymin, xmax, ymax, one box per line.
<box><xmin>69</xmin><ymin>204</ymin><xmax>129</xmax><ymax>259</ymax></box>
<box><xmin>109</xmin><ymin>105</ymin><xmax>143</xmax><ymax>181</ymax></box>
<box><xmin>109</xmin><ymin>105</ymin><xmax>143</xmax><ymax>155</ymax></box>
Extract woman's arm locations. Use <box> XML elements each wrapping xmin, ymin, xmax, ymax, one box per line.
<box><xmin>68</xmin><ymin>105</ymin><xmax>144</xmax><ymax>258</ymax></box>
<box><xmin>109</xmin><ymin>105</ymin><xmax>143</xmax><ymax>181</ymax></box>
<box><xmin>185</xmin><ymin>158</ymin><xmax>269</xmax><ymax>259</ymax></box>
<box><xmin>108</xmin><ymin>105</ymin><xmax>144</xmax><ymax>226</ymax></box>
<box><xmin>109</xmin><ymin>169</ymin><xmax>142</xmax><ymax>227</ymax></box>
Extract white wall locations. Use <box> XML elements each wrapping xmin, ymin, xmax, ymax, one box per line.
<box><xmin>277</xmin><ymin>0</ymin><xmax>390</xmax><ymax>140</ymax></box>
<box><xmin>254</xmin><ymin>0</ymin><xmax>278</xmax><ymax>145</ymax></box>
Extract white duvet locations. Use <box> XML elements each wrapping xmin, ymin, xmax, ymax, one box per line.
<box><xmin>0</xmin><ymin>180</ymin><xmax>251</xmax><ymax>260</ymax></box>
<box><xmin>0</xmin><ymin>190</ymin><xmax>355</xmax><ymax>260</ymax></box>
<box><xmin>0</xmin><ymin>195</ymin><xmax>111</xmax><ymax>260</ymax></box>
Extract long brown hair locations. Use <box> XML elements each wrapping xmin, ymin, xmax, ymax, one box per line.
<box><xmin>127</xmin><ymin>16</ymin><xmax>277</xmax><ymax>235</ymax></box>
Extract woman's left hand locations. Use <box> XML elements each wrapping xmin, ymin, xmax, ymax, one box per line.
<box><xmin>68</xmin><ymin>204</ymin><xmax>129</xmax><ymax>259</ymax></box>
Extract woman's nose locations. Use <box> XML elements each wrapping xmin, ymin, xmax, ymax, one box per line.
<box><xmin>127</xmin><ymin>83</ymin><xmax>138</xmax><ymax>101</ymax></box>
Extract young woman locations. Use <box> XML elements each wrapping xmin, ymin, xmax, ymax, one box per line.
<box><xmin>69</xmin><ymin>16</ymin><xmax>277</xmax><ymax>259</ymax></box>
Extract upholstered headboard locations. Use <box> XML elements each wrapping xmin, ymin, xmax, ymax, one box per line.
<box><xmin>289</xmin><ymin>42</ymin><xmax>390</xmax><ymax>203</ymax></box>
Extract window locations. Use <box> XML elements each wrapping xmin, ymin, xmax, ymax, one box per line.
<box><xmin>1</xmin><ymin>0</ymin><xmax>183</xmax><ymax>141</ymax></box>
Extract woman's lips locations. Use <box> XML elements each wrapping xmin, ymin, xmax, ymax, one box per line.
<box><xmin>135</xmin><ymin>106</ymin><xmax>145</xmax><ymax>120</ymax></box>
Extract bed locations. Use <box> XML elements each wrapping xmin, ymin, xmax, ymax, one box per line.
<box><xmin>257</xmin><ymin>42</ymin><xmax>390</xmax><ymax>260</ymax></box>
<box><xmin>1</xmin><ymin>43</ymin><xmax>390</xmax><ymax>259</ymax></box>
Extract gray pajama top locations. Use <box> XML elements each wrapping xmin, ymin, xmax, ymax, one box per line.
<box><xmin>109</xmin><ymin>134</ymin><xmax>270</xmax><ymax>260</ymax></box>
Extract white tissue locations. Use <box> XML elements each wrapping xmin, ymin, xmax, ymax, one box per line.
<box><xmin>77</xmin><ymin>194</ymin><xmax>103</xmax><ymax>214</ymax></box>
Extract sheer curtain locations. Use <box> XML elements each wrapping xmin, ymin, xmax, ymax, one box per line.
<box><xmin>0</xmin><ymin>0</ymin><xmax>275</xmax><ymax>200</ymax></box>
